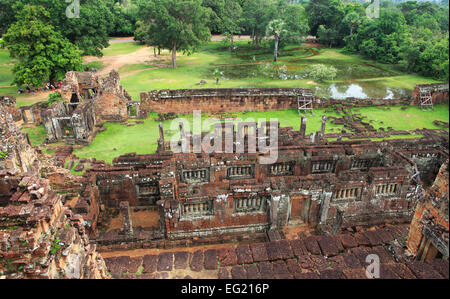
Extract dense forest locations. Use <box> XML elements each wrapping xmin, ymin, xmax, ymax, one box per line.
<box><xmin>0</xmin><ymin>0</ymin><xmax>448</xmax><ymax>87</ymax></box>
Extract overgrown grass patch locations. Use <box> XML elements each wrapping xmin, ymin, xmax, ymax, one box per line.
<box><xmin>71</xmin><ymin>105</ymin><xmax>448</xmax><ymax>164</ymax></box>
<box><xmin>20</xmin><ymin>125</ymin><xmax>47</xmax><ymax>146</ymax></box>
<box><xmin>102</xmin><ymin>42</ymin><xmax>145</xmax><ymax>56</ymax></box>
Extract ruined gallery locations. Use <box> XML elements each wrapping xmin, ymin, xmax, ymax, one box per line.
<box><xmin>0</xmin><ymin>71</ymin><xmax>448</xmax><ymax>279</ymax></box>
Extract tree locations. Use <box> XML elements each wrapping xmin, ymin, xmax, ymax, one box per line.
<box><xmin>276</xmin><ymin>1</ymin><xmax>309</xmax><ymax>45</ymax></box>
<box><xmin>109</xmin><ymin>0</ymin><xmax>140</xmax><ymax>37</ymax></box>
<box><xmin>138</xmin><ymin>0</ymin><xmax>211</xmax><ymax>68</ymax></box>
<box><xmin>266</xmin><ymin>19</ymin><xmax>287</xmax><ymax>62</ymax></box>
<box><xmin>344</xmin><ymin>11</ymin><xmax>360</xmax><ymax>36</ymax></box>
<box><xmin>202</xmin><ymin>0</ymin><xmax>243</xmax><ymax>51</ymax></box>
<box><xmin>242</xmin><ymin>0</ymin><xmax>277</xmax><ymax>47</ymax></box>
<box><xmin>306</xmin><ymin>0</ymin><xmax>345</xmax><ymax>36</ymax></box>
<box><xmin>0</xmin><ymin>0</ymin><xmax>15</xmax><ymax>36</ymax></box>
<box><xmin>12</xmin><ymin>0</ymin><xmax>112</xmax><ymax>56</ymax></box>
<box><xmin>3</xmin><ymin>6</ymin><xmax>82</xmax><ymax>88</ymax></box>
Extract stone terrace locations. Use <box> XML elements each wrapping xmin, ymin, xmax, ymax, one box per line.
<box><xmin>103</xmin><ymin>224</ymin><xmax>448</xmax><ymax>279</ymax></box>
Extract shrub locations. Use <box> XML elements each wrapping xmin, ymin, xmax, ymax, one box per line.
<box><xmin>47</xmin><ymin>92</ymin><xmax>62</xmax><ymax>107</ymax></box>
<box><xmin>304</xmin><ymin>64</ymin><xmax>338</xmax><ymax>82</ymax></box>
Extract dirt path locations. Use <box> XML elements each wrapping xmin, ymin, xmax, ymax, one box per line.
<box><xmin>83</xmin><ymin>46</ymin><xmax>171</xmax><ymax>76</ymax></box>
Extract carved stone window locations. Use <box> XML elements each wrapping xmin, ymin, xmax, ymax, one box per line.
<box><xmin>137</xmin><ymin>184</ymin><xmax>159</xmax><ymax>196</ymax></box>
<box><xmin>182</xmin><ymin>201</ymin><xmax>213</xmax><ymax>217</ymax></box>
<box><xmin>227</xmin><ymin>165</ymin><xmax>254</xmax><ymax>179</ymax></box>
<box><xmin>311</xmin><ymin>160</ymin><xmax>335</xmax><ymax>173</ymax></box>
<box><xmin>374</xmin><ymin>183</ymin><xmax>399</xmax><ymax>195</ymax></box>
<box><xmin>234</xmin><ymin>197</ymin><xmax>267</xmax><ymax>213</ymax></box>
<box><xmin>181</xmin><ymin>168</ymin><xmax>209</xmax><ymax>184</ymax></box>
<box><xmin>269</xmin><ymin>162</ymin><xmax>294</xmax><ymax>176</ymax></box>
<box><xmin>334</xmin><ymin>188</ymin><xmax>361</xmax><ymax>200</ymax></box>
<box><xmin>351</xmin><ymin>159</ymin><xmax>377</xmax><ymax>170</ymax></box>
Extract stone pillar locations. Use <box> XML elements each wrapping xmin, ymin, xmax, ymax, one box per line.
<box><xmin>158</xmin><ymin>123</ymin><xmax>165</xmax><ymax>152</ymax></box>
<box><xmin>300</xmin><ymin>117</ymin><xmax>307</xmax><ymax>138</ymax></box>
<box><xmin>320</xmin><ymin>116</ymin><xmax>327</xmax><ymax>138</ymax></box>
<box><xmin>318</xmin><ymin>192</ymin><xmax>332</xmax><ymax>224</ymax></box>
<box><xmin>270</xmin><ymin>194</ymin><xmax>280</xmax><ymax>229</ymax></box>
<box><xmin>179</xmin><ymin>122</ymin><xmax>188</xmax><ymax>152</ymax></box>
<box><xmin>120</xmin><ymin>201</ymin><xmax>133</xmax><ymax>237</ymax></box>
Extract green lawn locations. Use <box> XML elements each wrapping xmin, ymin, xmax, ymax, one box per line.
<box><xmin>352</xmin><ymin>104</ymin><xmax>450</xmax><ymax>131</ymax></box>
<box><xmin>21</xmin><ymin>125</ymin><xmax>47</xmax><ymax>146</ymax></box>
<box><xmin>83</xmin><ymin>61</ymin><xmax>105</xmax><ymax>70</ymax></box>
<box><xmin>102</xmin><ymin>41</ymin><xmax>145</xmax><ymax>56</ymax></box>
<box><xmin>68</xmin><ymin>104</ymin><xmax>448</xmax><ymax>164</ymax></box>
<box><xmin>0</xmin><ymin>48</ymin><xmax>14</xmax><ymax>89</ymax></box>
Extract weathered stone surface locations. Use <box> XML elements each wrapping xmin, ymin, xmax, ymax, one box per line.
<box><xmin>317</xmin><ymin>235</ymin><xmax>340</xmax><ymax>256</ymax></box>
<box><xmin>190</xmin><ymin>250</ymin><xmax>204</xmax><ymax>272</ymax></box>
<box><xmin>343</xmin><ymin>268</ymin><xmax>367</xmax><ymax>279</ymax></box>
<box><xmin>258</xmin><ymin>261</ymin><xmax>274</xmax><ymax>279</ymax></box>
<box><xmin>319</xmin><ymin>269</ymin><xmax>346</xmax><ymax>279</ymax></box>
<box><xmin>350</xmin><ymin>246</ymin><xmax>373</xmax><ymax>265</ymax></box>
<box><xmin>354</xmin><ymin>233</ymin><xmax>371</xmax><ymax>247</ymax></box>
<box><xmin>272</xmin><ymin>260</ymin><xmax>293</xmax><ymax>279</ymax></box>
<box><xmin>277</xmin><ymin>240</ymin><xmax>294</xmax><ymax>259</ymax></box>
<box><xmin>304</xmin><ymin>236</ymin><xmax>322</xmax><ymax>255</ymax></box>
<box><xmin>286</xmin><ymin>259</ymin><xmax>302</xmax><ymax>274</ymax></box>
<box><xmin>218</xmin><ymin>247</ymin><xmax>238</xmax><ymax>267</ymax></box>
<box><xmin>338</xmin><ymin>234</ymin><xmax>358</xmax><ymax>249</ymax></box>
<box><xmin>244</xmin><ymin>264</ymin><xmax>261</xmax><ymax>279</ymax></box>
<box><xmin>143</xmin><ymin>255</ymin><xmax>158</xmax><ymax>273</ymax></box>
<box><xmin>266</xmin><ymin>242</ymin><xmax>283</xmax><ymax>261</ymax></box>
<box><xmin>427</xmin><ymin>259</ymin><xmax>449</xmax><ymax>279</ymax></box>
<box><xmin>372</xmin><ymin>246</ymin><xmax>395</xmax><ymax>264</ymax></box>
<box><xmin>250</xmin><ymin>243</ymin><xmax>269</xmax><ymax>262</ymax></box>
<box><xmin>157</xmin><ymin>252</ymin><xmax>174</xmax><ymax>272</ymax></box>
<box><xmin>236</xmin><ymin>245</ymin><xmax>253</xmax><ymax>265</ymax></box>
<box><xmin>328</xmin><ymin>255</ymin><xmax>346</xmax><ymax>271</ymax></box>
<box><xmin>155</xmin><ymin>272</ymin><xmax>169</xmax><ymax>279</ymax></box>
<box><xmin>294</xmin><ymin>272</ymin><xmax>320</xmax><ymax>279</ymax></box>
<box><xmin>218</xmin><ymin>267</ymin><xmax>231</xmax><ymax>279</ymax></box>
<box><xmin>342</xmin><ymin>253</ymin><xmax>362</xmax><ymax>269</ymax></box>
<box><xmin>376</xmin><ymin>229</ymin><xmax>394</xmax><ymax>244</ymax></box>
<box><xmin>289</xmin><ymin>239</ymin><xmax>308</xmax><ymax>257</ymax></box>
<box><xmin>231</xmin><ymin>265</ymin><xmax>247</xmax><ymax>279</ymax></box>
<box><xmin>204</xmin><ymin>249</ymin><xmax>218</xmax><ymax>270</ymax></box>
<box><xmin>309</xmin><ymin>255</ymin><xmax>331</xmax><ymax>272</ymax></box>
<box><xmin>380</xmin><ymin>264</ymin><xmax>400</xmax><ymax>279</ymax></box>
<box><xmin>174</xmin><ymin>251</ymin><xmax>190</xmax><ymax>270</ymax></box>
<box><xmin>363</xmin><ymin>231</ymin><xmax>384</xmax><ymax>246</ymax></box>
<box><xmin>384</xmin><ymin>263</ymin><xmax>416</xmax><ymax>279</ymax></box>
<box><xmin>406</xmin><ymin>261</ymin><xmax>443</xmax><ymax>279</ymax></box>
<box><xmin>330</xmin><ymin>235</ymin><xmax>344</xmax><ymax>252</ymax></box>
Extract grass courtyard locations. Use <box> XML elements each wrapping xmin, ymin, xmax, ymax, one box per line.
<box><xmin>66</xmin><ymin>104</ymin><xmax>448</xmax><ymax>164</ymax></box>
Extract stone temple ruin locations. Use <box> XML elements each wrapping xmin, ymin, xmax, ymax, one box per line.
<box><xmin>19</xmin><ymin>70</ymin><xmax>137</xmax><ymax>145</ymax></box>
<box><xmin>1</xmin><ymin>72</ymin><xmax>449</xmax><ymax>279</ymax></box>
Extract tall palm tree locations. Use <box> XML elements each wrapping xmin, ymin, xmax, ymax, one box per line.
<box><xmin>266</xmin><ymin>19</ymin><xmax>287</xmax><ymax>62</ymax></box>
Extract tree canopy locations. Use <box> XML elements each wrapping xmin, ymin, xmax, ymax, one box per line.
<box><xmin>3</xmin><ymin>5</ymin><xmax>83</xmax><ymax>88</ymax></box>
<box><xmin>137</xmin><ymin>0</ymin><xmax>211</xmax><ymax>68</ymax></box>
<box><xmin>11</xmin><ymin>0</ymin><xmax>112</xmax><ymax>56</ymax></box>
